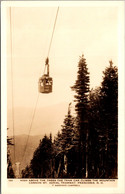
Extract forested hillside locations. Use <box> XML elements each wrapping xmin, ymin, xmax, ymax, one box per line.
<box><xmin>20</xmin><ymin>55</ymin><xmax>118</xmax><ymax>179</ymax></box>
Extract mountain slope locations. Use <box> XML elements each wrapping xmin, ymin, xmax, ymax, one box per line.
<box><xmin>9</xmin><ymin>134</ymin><xmax>44</xmax><ymax>174</ymax></box>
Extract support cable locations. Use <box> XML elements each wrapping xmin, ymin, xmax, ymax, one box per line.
<box><xmin>47</xmin><ymin>7</ymin><xmax>59</xmax><ymax>58</ymax></box>
<box><xmin>21</xmin><ymin>94</ymin><xmax>40</xmax><ymax>163</ymax></box>
<box><xmin>39</xmin><ymin>10</ymin><xmax>54</xmax><ymax>77</ymax></box>
<box><xmin>10</xmin><ymin>7</ymin><xmax>16</xmax><ymax>164</ymax></box>
<box><xmin>21</xmin><ymin>7</ymin><xmax>59</xmax><ymax>164</ymax></box>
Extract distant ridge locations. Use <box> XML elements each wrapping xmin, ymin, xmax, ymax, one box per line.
<box><xmin>8</xmin><ymin>134</ymin><xmax>44</xmax><ymax>174</ymax></box>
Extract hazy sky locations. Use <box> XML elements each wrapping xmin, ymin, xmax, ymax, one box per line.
<box><xmin>6</xmin><ymin>2</ymin><xmax>122</xmax><ymax>135</ymax></box>
<box><xmin>7</xmin><ymin>5</ymin><xmax>119</xmax><ymax>108</ymax></box>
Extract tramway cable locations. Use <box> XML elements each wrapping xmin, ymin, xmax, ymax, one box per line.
<box><xmin>21</xmin><ymin>94</ymin><xmax>40</xmax><ymax>163</ymax></box>
<box><xmin>21</xmin><ymin>7</ymin><xmax>59</xmax><ymax>164</ymax></box>
<box><xmin>47</xmin><ymin>7</ymin><xmax>59</xmax><ymax>58</ymax></box>
<box><xmin>10</xmin><ymin>6</ymin><xmax>16</xmax><ymax>164</ymax></box>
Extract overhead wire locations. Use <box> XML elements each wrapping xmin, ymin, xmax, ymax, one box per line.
<box><xmin>21</xmin><ymin>94</ymin><xmax>40</xmax><ymax>163</ymax></box>
<box><xmin>43</xmin><ymin>7</ymin><xmax>59</xmax><ymax>75</ymax></box>
<box><xmin>21</xmin><ymin>7</ymin><xmax>59</xmax><ymax>164</ymax></box>
<box><xmin>10</xmin><ymin>6</ymin><xmax>16</xmax><ymax>164</ymax></box>
<box><xmin>40</xmin><ymin>10</ymin><xmax>54</xmax><ymax>76</ymax></box>
<box><xmin>47</xmin><ymin>7</ymin><xmax>59</xmax><ymax>58</ymax></box>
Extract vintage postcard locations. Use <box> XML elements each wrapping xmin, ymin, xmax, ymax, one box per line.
<box><xmin>1</xmin><ymin>1</ymin><xmax>125</xmax><ymax>194</ymax></box>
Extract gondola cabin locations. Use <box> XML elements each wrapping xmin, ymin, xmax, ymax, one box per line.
<box><xmin>38</xmin><ymin>74</ymin><xmax>53</xmax><ymax>93</ymax></box>
<box><xmin>38</xmin><ymin>58</ymin><xmax>53</xmax><ymax>93</ymax></box>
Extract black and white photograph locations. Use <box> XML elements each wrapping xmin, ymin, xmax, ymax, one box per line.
<box><xmin>1</xmin><ymin>1</ymin><xmax>125</xmax><ymax>193</ymax></box>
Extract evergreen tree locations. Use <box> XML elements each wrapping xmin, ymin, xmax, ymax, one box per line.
<box><xmin>30</xmin><ymin>135</ymin><xmax>54</xmax><ymax>178</ymax></box>
<box><xmin>54</xmin><ymin>131</ymin><xmax>63</xmax><ymax>156</ymax></box>
<box><xmin>50</xmin><ymin>133</ymin><xmax>52</xmax><ymax>142</ymax></box>
<box><xmin>88</xmin><ymin>87</ymin><xmax>102</xmax><ymax>177</ymax></box>
<box><xmin>60</xmin><ymin>103</ymin><xmax>77</xmax><ymax>177</ymax></box>
<box><xmin>21</xmin><ymin>165</ymin><xmax>33</xmax><ymax>178</ymax></box>
<box><xmin>99</xmin><ymin>61</ymin><xmax>118</xmax><ymax>178</ymax></box>
<box><xmin>53</xmin><ymin>131</ymin><xmax>63</xmax><ymax>178</ymax></box>
<box><xmin>71</xmin><ymin>54</ymin><xmax>90</xmax><ymax>178</ymax></box>
<box><xmin>7</xmin><ymin>153</ymin><xmax>15</xmax><ymax>178</ymax></box>
<box><xmin>53</xmin><ymin>103</ymin><xmax>79</xmax><ymax>178</ymax></box>
<box><xmin>7</xmin><ymin>130</ymin><xmax>15</xmax><ymax>178</ymax></box>
<box><xmin>60</xmin><ymin>103</ymin><xmax>75</xmax><ymax>152</ymax></box>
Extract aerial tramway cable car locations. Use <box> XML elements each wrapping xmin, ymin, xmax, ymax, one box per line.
<box><xmin>38</xmin><ymin>57</ymin><xmax>53</xmax><ymax>93</ymax></box>
<box><xmin>38</xmin><ymin>7</ymin><xmax>59</xmax><ymax>94</ymax></box>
